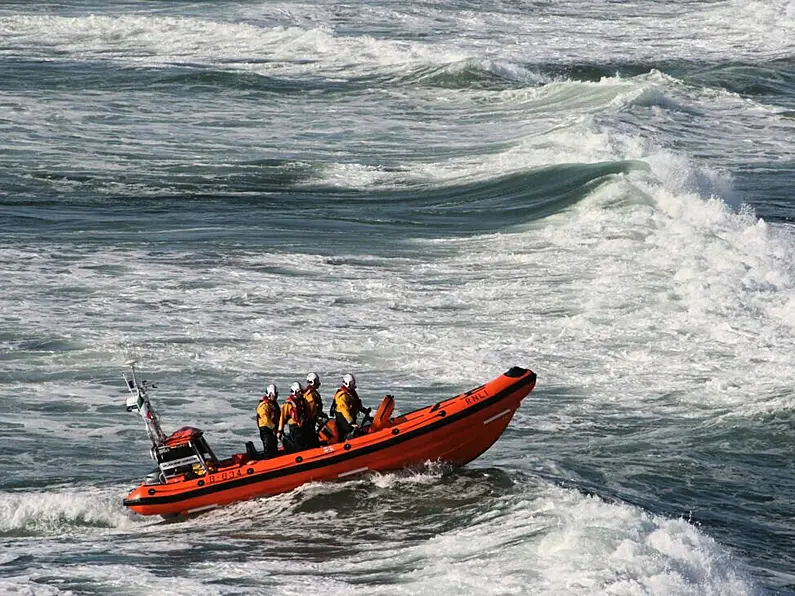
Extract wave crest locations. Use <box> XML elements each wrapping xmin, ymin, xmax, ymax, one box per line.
<box><xmin>0</xmin><ymin>487</ymin><xmax>143</xmax><ymax>536</ymax></box>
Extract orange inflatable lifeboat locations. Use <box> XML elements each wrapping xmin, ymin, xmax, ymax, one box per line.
<box><xmin>122</xmin><ymin>366</ymin><xmax>537</xmax><ymax>517</ymax></box>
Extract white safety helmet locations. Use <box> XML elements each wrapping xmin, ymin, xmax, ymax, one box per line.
<box><xmin>342</xmin><ymin>373</ymin><xmax>356</xmax><ymax>390</ymax></box>
<box><xmin>306</xmin><ymin>372</ymin><xmax>320</xmax><ymax>387</ymax></box>
<box><xmin>266</xmin><ymin>384</ymin><xmax>278</xmax><ymax>399</ymax></box>
<box><xmin>290</xmin><ymin>381</ymin><xmax>303</xmax><ymax>395</ymax></box>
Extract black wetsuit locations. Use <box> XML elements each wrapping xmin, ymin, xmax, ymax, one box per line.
<box><xmin>259</xmin><ymin>427</ymin><xmax>278</xmax><ymax>458</ymax></box>
<box><xmin>283</xmin><ymin>423</ymin><xmax>317</xmax><ymax>453</ymax></box>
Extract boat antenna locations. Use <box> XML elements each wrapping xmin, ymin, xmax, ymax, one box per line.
<box><xmin>122</xmin><ymin>357</ymin><xmax>166</xmax><ymax>447</ymax></box>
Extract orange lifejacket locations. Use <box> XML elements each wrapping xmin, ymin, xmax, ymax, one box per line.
<box><xmin>285</xmin><ymin>394</ymin><xmax>310</xmax><ymax>428</ymax></box>
<box><xmin>256</xmin><ymin>398</ymin><xmax>280</xmax><ymax>430</ymax></box>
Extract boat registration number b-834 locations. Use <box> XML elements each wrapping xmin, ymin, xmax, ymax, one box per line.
<box><xmin>209</xmin><ymin>469</ymin><xmax>244</xmax><ymax>483</ymax></box>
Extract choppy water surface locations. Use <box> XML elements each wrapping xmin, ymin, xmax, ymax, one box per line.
<box><xmin>1</xmin><ymin>1</ymin><xmax>794</xmax><ymax>594</ymax></box>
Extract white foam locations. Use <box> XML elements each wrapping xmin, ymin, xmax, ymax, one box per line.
<box><xmin>2</xmin><ymin>0</ymin><xmax>792</xmax><ymax>83</ymax></box>
<box><xmin>0</xmin><ymin>487</ymin><xmax>144</xmax><ymax>535</ymax></box>
<box><xmin>308</xmin><ymin>67</ymin><xmax>792</xmax><ymax>192</ymax></box>
<box><xmin>0</xmin><ymin>564</ymin><xmax>226</xmax><ymax>596</ymax></box>
<box><xmin>0</xmin><ymin>578</ymin><xmax>69</xmax><ymax>596</ymax></box>
<box><xmin>0</xmin><ymin>14</ymin><xmax>464</xmax><ymax>78</ymax></box>
<box><xmin>173</xmin><ymin>483</ymin><xmax>756</xmax><ymax>596</ymax></box>
<box><xmin>4</xmin><ymin>130</ymin><xmax>794</xmax><ymax>425</ymax></box>
<box><xmin>346</xmin><ymin>486</ymin><xmax>758</xmax><ymax>596</ymax></box>
<box><xmin>367</xmin><ymin>467</ymin><xmax>445</xmax><ymax>490</ymax></box>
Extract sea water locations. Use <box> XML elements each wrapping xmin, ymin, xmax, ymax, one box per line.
<box><xmin>1</xmin><ymin>1</ymin><xmax>794</xmax><ymax>594</ymax></box>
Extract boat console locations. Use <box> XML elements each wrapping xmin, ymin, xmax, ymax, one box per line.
<box><xmin>123</xmin><ymin>359</ymin><xmax>222</xmax><ymax>484</ymax></box>
<box><xmin>149</xmin><ymin>427</ymin><xmax>218</xmax><ymax>483</ymax></box>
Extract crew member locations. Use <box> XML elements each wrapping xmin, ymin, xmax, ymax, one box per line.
<box><xmin>256</xmin><ymin>384</ymin><xmax>281</xmax><ymax>458</ymax></box>
<box><xmin>279</xmin><ymin>382</ymin><xmax>313</xmax><ymax>453</ymax></box>
<box><xmin>332</xmin><ymin>373</ymin><xmax>365</xmax><ymax>439</ymax></box>
<box><xmin>304</xmin><ymin>372</ymin><xmax>325</xmax><ymax>424</ymax></box>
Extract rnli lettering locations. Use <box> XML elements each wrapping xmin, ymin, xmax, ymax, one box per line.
<box><xmin>465</xmin><ymin>392</ymin><xmax>487</xmax><ymax>406</ymax></box>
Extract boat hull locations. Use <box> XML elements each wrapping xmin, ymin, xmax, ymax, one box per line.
<box><xmin>123</xmin><ymin>366</ymin><xmax>536</xmax><ymax>517</ymax></box>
